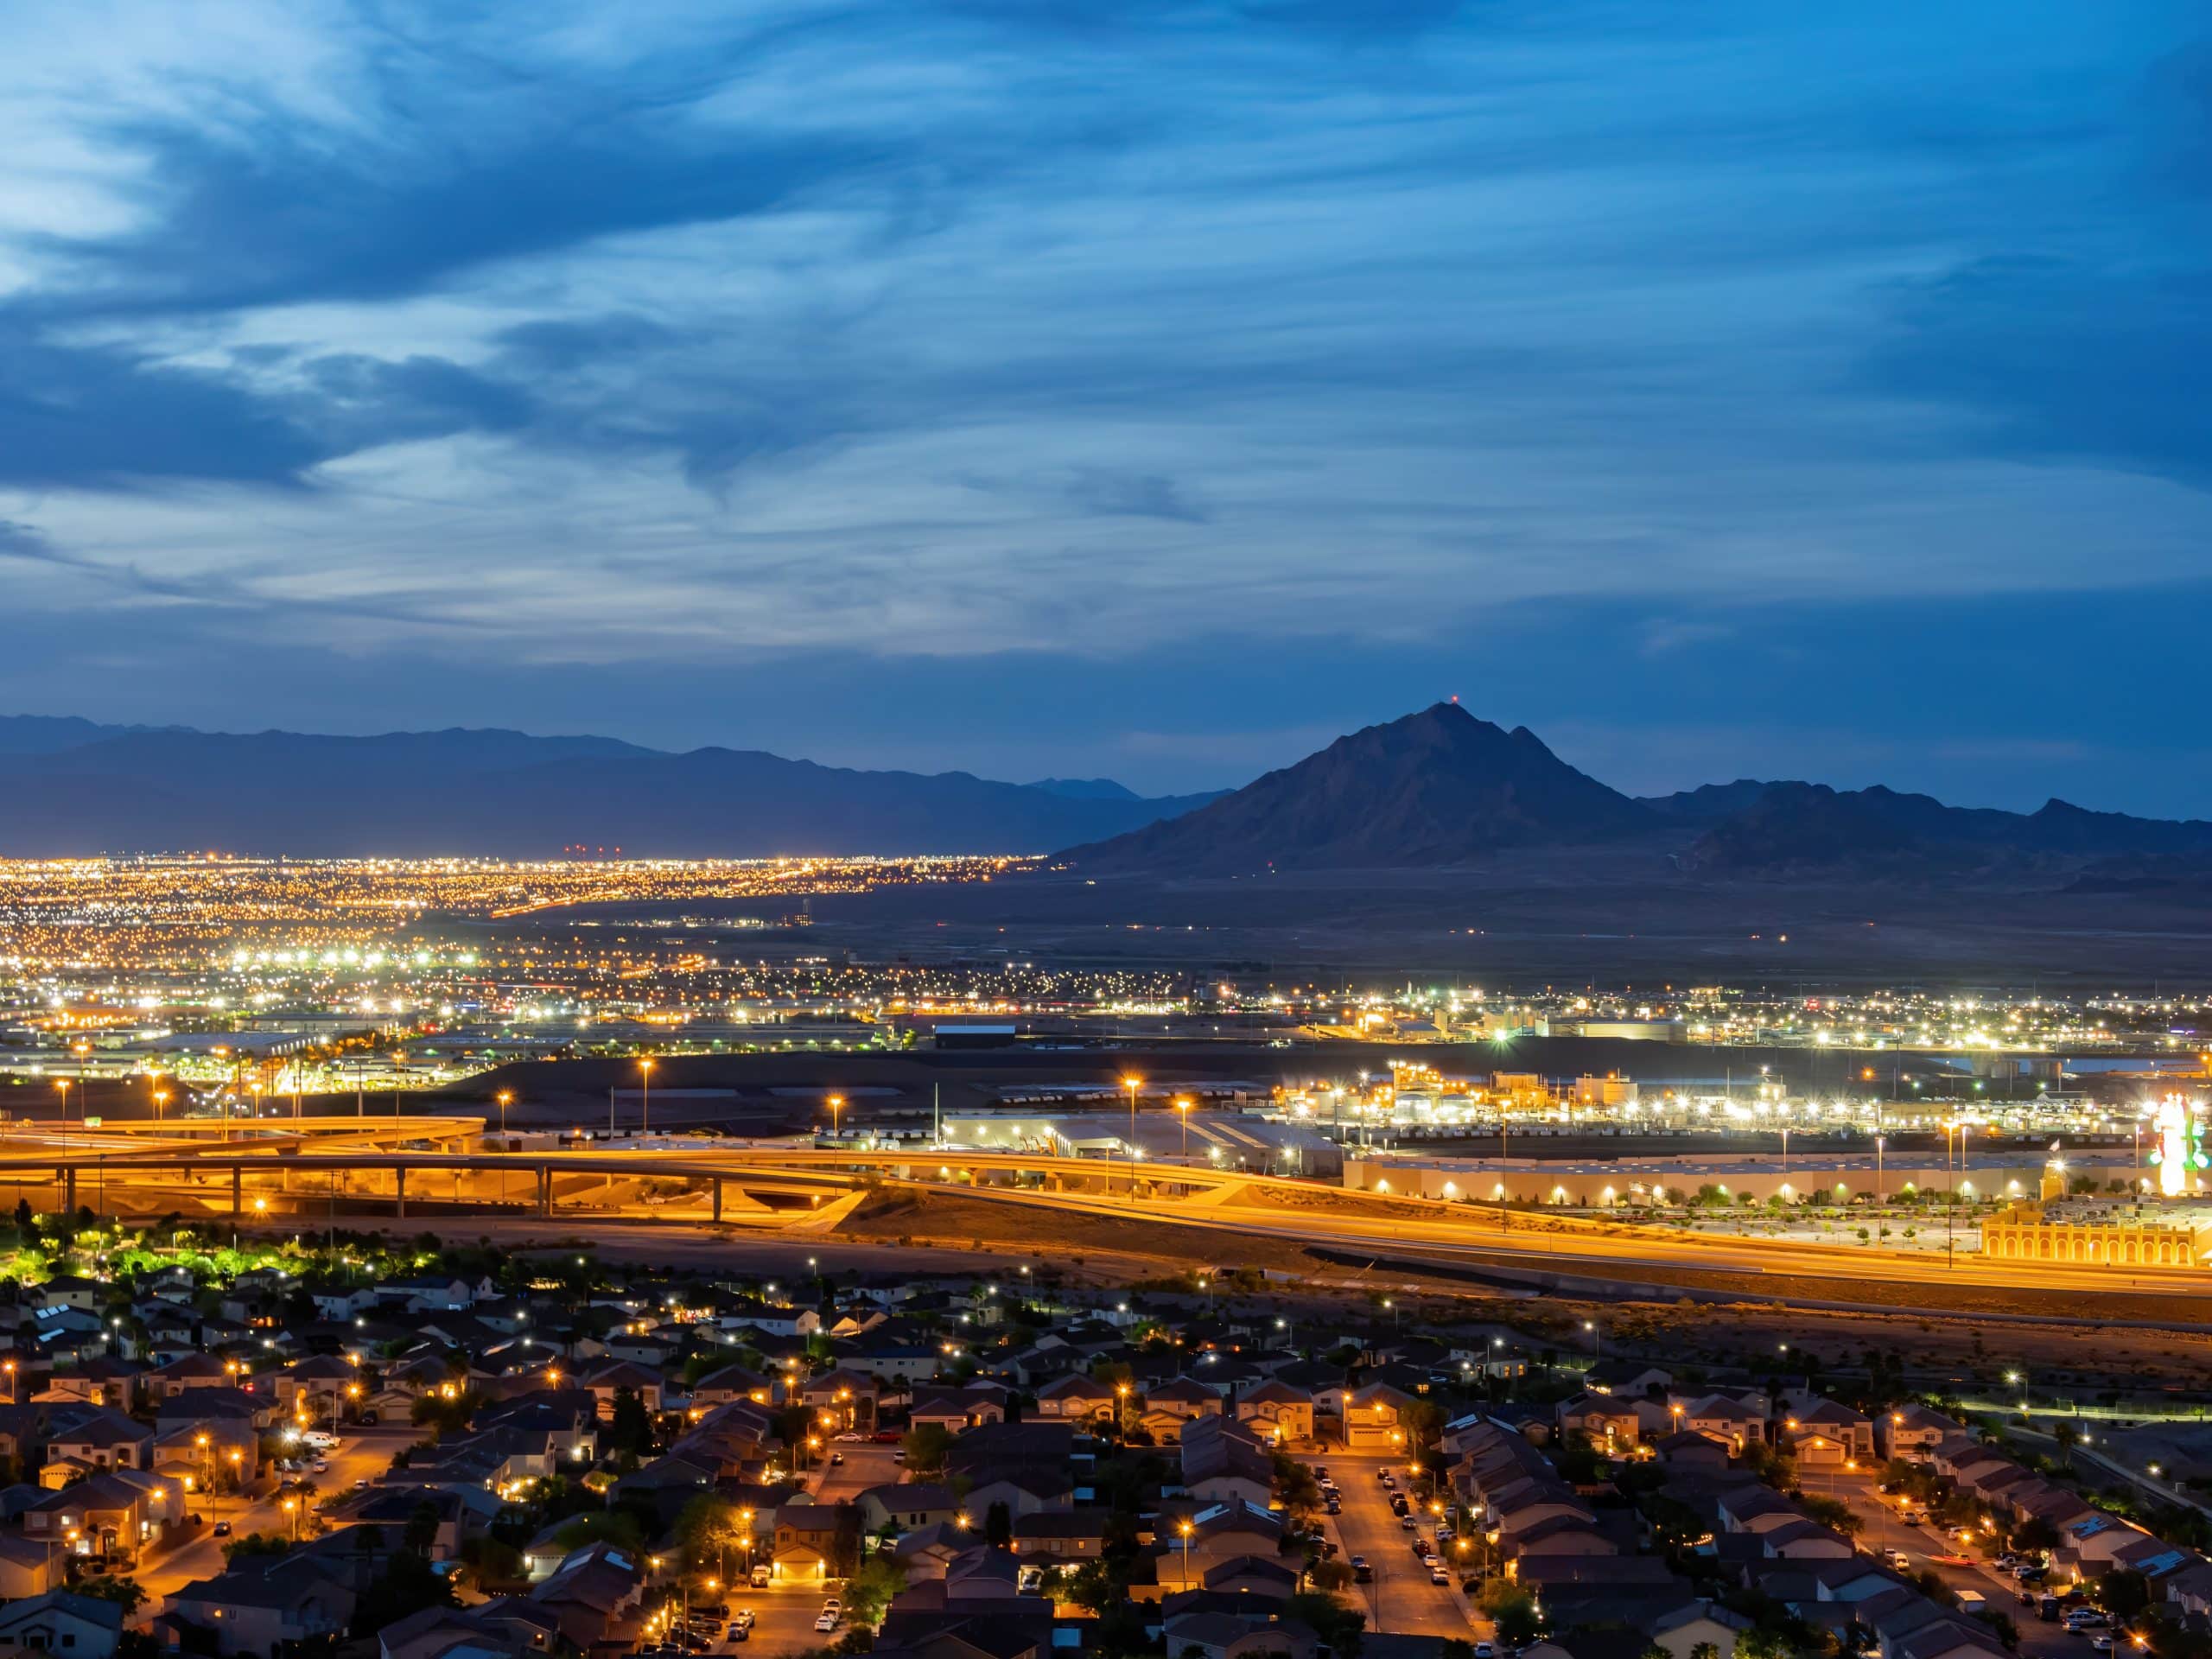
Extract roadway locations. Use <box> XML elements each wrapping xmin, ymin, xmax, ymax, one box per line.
<box><xmin>809</xmin><ymin>1442</ymin><xmax>901</xmax><ymax>1505</ymax></box>
<box><xmin>136</xmin><ymin>1425</ymin><xmax>419</xmax><ymax>1617</ymax></box>
<box><xmin>10</xmin><ymin>1126</ymin><xmax>2212</xmax><ymax>1305</ymax></box>
<box><xmin>1794</xmin><ymin>1469</ymin><xmax>2087</xmax><ymax>1659</ymax></box>
<box><xmin>1317</xmin><ymin>1452</ymin><xmax>1476</xmax><ymax>1639</ymax></box>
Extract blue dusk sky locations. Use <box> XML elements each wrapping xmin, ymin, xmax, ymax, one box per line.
<box><xmin>1</xmin><ymin>1</ymin><xmax>2208</xmax><ymax>811</ymax></box>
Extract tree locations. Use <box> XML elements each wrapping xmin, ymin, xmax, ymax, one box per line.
<box><xmin>223</xmin><ymin>1532</ymin><xmax>291</xmax><ymax>1561</ymax></box>
<box><xmin>1063</xmin><ymin>1560</ymin><xmax>1120</xmax><ymax>1615</ymax></box>
<box><xmin>1798</xmin><ymin>1494</ymin><xmax>1863</xmax><ymax>1537</ymax></box>
<box><xmin>1475</xmin><ymin>1578</ymin><xmax>1540</xmax><ymax>1646</ymax></box>
<box><xmin>1690</xmin><ymin>1645</ymin><xmax>1721</xmax><ymax>1659</ymax></box>
<box><xmin>676</xmin><ymin>1494</ymin><xmax>747</xmax><ymax>1581</ymax></box>
<box><xmin>352</xmin><ymin>1549</ymin><xmax>457</xmax><ymax>1633</ymax></box>
<box><xmin>1402</xmin><ymin>1398</ymin><xmax>1446</xmax><ymax>1453</ymax></box>
<box><xmin>458</xmin><ymin>1535</ymin><xmax>524</xmax><ymax>1588</ymax></box>
<box><xmin>404</xmin><ymin>1500</ymin><xmax>442</xmax><ymax>1555</ymax></box>
<box><xmin>902</xmin><ymin>1424</ymin><xmax>953</xmax><ymax>1476</ymax></box>
<box><xmin>1284</xmin><ymin>1589</ymin><xmax>1365</xmax><ymax>1657</ymax></box>
<box><xmin>843</xmin><ymin>1557</ymin><xmax>906</xmax><ymax>1629</ymax></box>
<box><xmin>984</xmin><ymin>1501</ymin><xmax>1012</xmax><ymax>1549</ymax></box>
<box><xmin>607</xmin><ymin>1387</ymin><xmax>655</xmax><ymax>1459</ymax></box>
<box><xmin>2096</xmin><ymin>1571</ymin><xmax>2151</xmax><ymax>1620</ymax></box>
<box><xmin>1271</xmin><ymin>1452</ymin><xmax>1321</xmax><ymax>1520</ymax></box>
<box><xmin>75</xmin><ymin>1578</ymin><xmax>147</xmax><ymax>1618</ymax></box>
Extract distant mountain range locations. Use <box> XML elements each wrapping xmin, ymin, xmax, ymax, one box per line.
<box><xmin>9</xmin><ymin>703</ymin><xmax>2209</xmax><ymax>875</ymax></box>
<box><xmin>1059</xmin><ymin>702</ymin><xmax>2212</xmax><ymax>879</ymax></box>
<box><xmin>0</xmin><ymin>720</ymin><xmax>1221</xmax><ymax>856</ymax></box>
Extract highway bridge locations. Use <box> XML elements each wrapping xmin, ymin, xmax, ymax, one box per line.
<box><xmin>3</xmin><ymin>1117</ymin><xmax>2209</xmax><ymax>1303</ymax></box>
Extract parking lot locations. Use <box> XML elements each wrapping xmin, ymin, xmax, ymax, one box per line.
<box><xmin>718</xmin><ymin>1586</ymin><xmax>848</xmax><ymax>1657</ymax></box>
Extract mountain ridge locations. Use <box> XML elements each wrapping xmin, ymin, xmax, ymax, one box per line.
<box><xmin>1060</xmin><ymin>705</ymin><xmax>2212</xmax><ymax>876</ymax></box>
<box><xmin>0</xmin><ymin>722</ymin><xmax>1220</xmax><ymax>857</ymax></box>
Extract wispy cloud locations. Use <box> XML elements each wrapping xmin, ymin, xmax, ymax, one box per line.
<box><xmin>0</xmin><ymin>0</ymin><xmax>2203</xmax><ymax>810</ymax></box>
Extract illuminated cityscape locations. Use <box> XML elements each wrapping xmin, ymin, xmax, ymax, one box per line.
<box><xmin>3</xmin><ymin>1</ymin><xmax>2209</xmax><ymax>1654</ymax></box>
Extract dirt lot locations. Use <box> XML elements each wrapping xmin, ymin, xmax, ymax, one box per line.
<box><xmin>837</xmin><ymin>1191</ymin><xmax>2212</xmax><ymax>1397</ymax></box>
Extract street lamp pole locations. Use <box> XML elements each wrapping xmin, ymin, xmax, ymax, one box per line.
<box><xmin>639</xmin><ymin>1060</ymin><xmax>654</xmax><ymax>1137</ymax></box>
<box><xmin>1122</xmin><ymin>1077</ymin><xmax>1142</xmax><ymax>1199</ymax></box>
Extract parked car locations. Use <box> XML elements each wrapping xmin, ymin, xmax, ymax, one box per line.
<box><xmin>730</xmin><ymin>1611</ymin><xmax>754</xmax><ymax>1631</ymax></box>
<box><xmin>1429</xmin><ymin>1567</ymin><xmax>1451</xmax><ymax>1586</ymax></box>
<box><xmin>813</xmin><ymin>1614</ymin><xmax>840</xmax><ymax>1634</ymax></box>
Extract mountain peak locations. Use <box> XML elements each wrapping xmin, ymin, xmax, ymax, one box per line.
<box><xmin>1060</xmin><ymin>703</ymin><xmax>1652</xmax><ymax>873</ymax></box>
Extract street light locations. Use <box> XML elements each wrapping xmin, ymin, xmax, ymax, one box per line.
<box><xmin>639</xmin><ymin>1059</ymin><xmax>655</xmax><ymax>1136</ymax></box>
<box><xmin>497</xmin><ymin>1091</ymin><xmax>513</xmax><ymax>1136</ymax></box>
<box><xmin>828</xmin><ymin>1095</ymin><xmax>844</xmax><ymax>1140</ymax></box>
<box><xmin>1122</xmin><ymin>1077</ymin><xmax>1143</xmax><ymax>1198</ymax></box>
<box><xmin>1174</xmin><ymin>1096</ymin><xmax>1192</xmax><ymax>1161</ymax></box>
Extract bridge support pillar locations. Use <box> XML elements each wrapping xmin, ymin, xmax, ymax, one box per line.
<box><xmin>712</xmin><ymin>1179</ymin><xmax>723</xmax><ymax>1223</ymax></box>
<box><xmin>396</xmin><ymin>1166</ymin><xmax>407</xmax><ymax>1222</ymax></box>
<box><xmin>62</xmin><ymin>1169</ymin><xmax>75</xmax><ymax>1216</ymax></box>
<box><xmin>231</xmin><ymin>1166</ymin><xmax>241</xmax><ymax>1217</ymax></box>
<box><xmin>537</xmin><ymin>1166</ymin><xmax>550</xmax><ymax>1218</ymax></box>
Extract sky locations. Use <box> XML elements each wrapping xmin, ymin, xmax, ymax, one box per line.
<box><xmin>1</xmin><ymin>1</ymin><xmax>2209</xmax><ymax>812</ymax></box>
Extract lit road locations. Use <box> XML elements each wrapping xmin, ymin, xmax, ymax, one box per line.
<box><xmin>1317</xmin><ymin>1452</ymin><xmax>1475</xmax><ymax>1639</ymax></box>
<box><xmin>809</xmin><ymin>1441</ymin><xmax>900</xmax><ymax>1505</ymax></box>
<box><xmin>137</xmin><ymin>1425</ymin><xmax>420</xmax><ymax>1618</ymax></box>
<box><xmin>10</xmin><ymin>1124</ymin><xmax>2212</xmax><ymax>1306</ymax></box>
<box><xmin>1795</xmin><ymin>1470</ymin><xmax>2086</xmax><ymax>1659</ymax></box>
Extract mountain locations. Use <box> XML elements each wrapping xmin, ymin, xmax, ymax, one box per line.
<box><xmin>1640</xmin><ymin>779</ymin><xmax>1781</xmax><ymax>822</ymax></box>
<box><xmin>0</xmin><ymin>726</ymin><xmax>1219</xmax><ymax>857</ymax></box>
<box><xmin>1059</xmin><ymin>705</ymin><xmax>2212</xmax><ymax>878</ymax></box>
<box><xmin>1059</xmin><ymin>702</ymin><xmax>1655</xmax><ymax>873</ymax></box>
<box><xmin>1684</xmin><ymin>782</ymin><xmax>2212</xmax><ymax>873</ymax></box>
<box><xmin>1027</xmin><ymin>778</ymin><xmax>1139</xmax><ymax>801</ymax></box>
<box><xmin>0</xmin><ymin>715</ymin><xmax>154</xmax><ymax>755</ymax></box>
